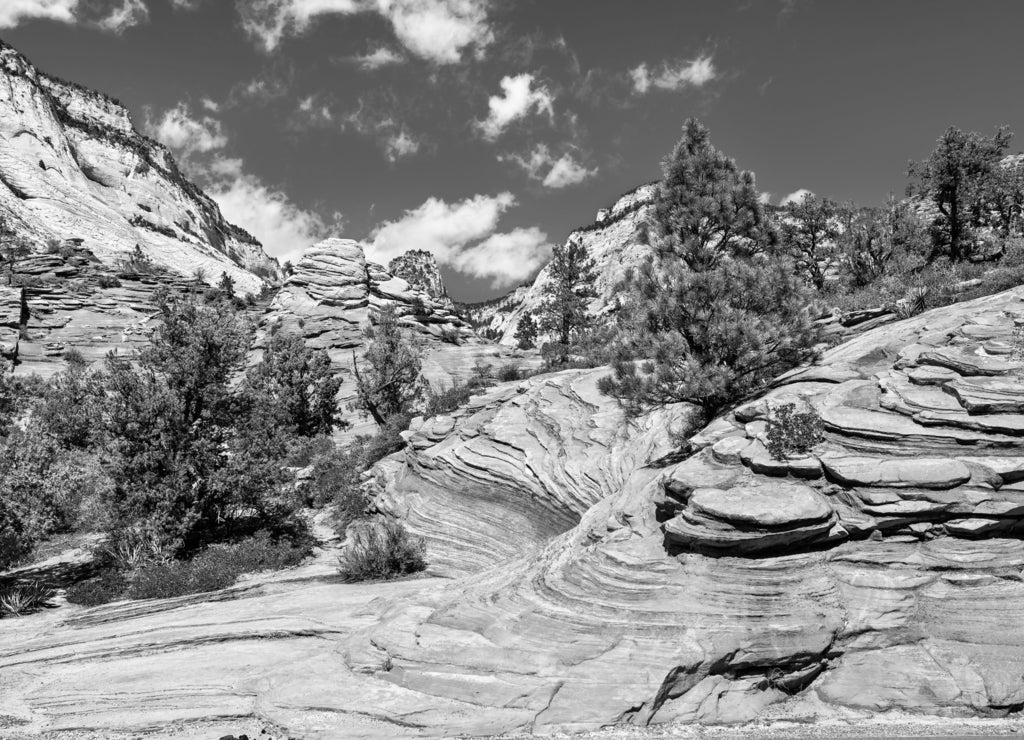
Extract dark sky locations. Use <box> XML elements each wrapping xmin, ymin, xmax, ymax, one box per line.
<box><xmin>4</xmin><ymin>0</ymin><xmax>1024</xmax><ymax>301</ymax></box>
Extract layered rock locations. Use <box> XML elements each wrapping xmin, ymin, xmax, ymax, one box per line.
<box><xmin>7</xmin><ymin>286</ymin><xmax>1024</xmax><ymax>737</ymax></box>
<box><xmin>259</xmin><ymin>238</ymin><xmax>531</xmax><ymax>437</ymax></box>
<box><xmin>0</xmin><ymin>39</ymin><xmax>276</xmax><ymax>294</ymax></box>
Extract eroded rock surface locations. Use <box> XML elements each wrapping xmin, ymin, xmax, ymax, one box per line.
<box><xmin>6</xmin><ymin>286</ymin><xmax>1024</xmax><ymax>738</ymax></box>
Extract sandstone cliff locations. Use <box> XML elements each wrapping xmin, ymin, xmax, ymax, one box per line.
<box><xmin>387</xmin><ymin>249</ymin><xmax>451</xmax><ymax>307</ymax></box>
<box><xmin>0</xmin><ymin>40</ymin><xmax>276</xmax><ymax>294</ymax></box>
<box><xmin>464</xmin><ymin>184</ymin><xmax>656</xmax><ymax>343</ymax></box>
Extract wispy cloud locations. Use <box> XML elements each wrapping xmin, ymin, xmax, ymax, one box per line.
<box><xmin>0</xmin><ymin>0</ymin><xmax>149</xmax><ymax>32</ymax></box>
<box><xmin>779</xmin><ymin>188</ymin><xmax>814</xmax><ymax>206</ymax></box>
<box><xmin>476</xmin><ymin>73</ymin><xmax>554</xmax><ymax>140</ymax></box>
<box><xmin>147</xmin><ymin>102</ymin><xmax>331</xmax><ymax>258</ymax></box>
<box><xmin>631</xmin><ymin>55</ymin><xmax>717</xmax><ymax>94</ymax></box>
<box><xmin>501</xmin><ymin>144</ymin><xmax>596</xmax><ymax>189</ymax></box>
<box><xmin>237</xmin><ymin>0</ymin><xmax>493</xmax><ymax>64</ymax></box>
<box><xmin>365</xmin><ymin>192</ymin><xmax>551</xmax><ymax>288</ymax></box>
<box><xmin>352</xmin><ymin>45</ymin><xmax>404</xmax><ymax>70</ymax></box>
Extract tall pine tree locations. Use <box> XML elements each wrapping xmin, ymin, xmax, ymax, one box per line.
<box><xmin>538</xmin><ymin>238</ymin><xmax>598</xmax><ymax>363</ymax></box>
<box><xmin>602</xmin><ymin>119</ymin><xmax>819</xmax><ymax>419</ymax></box>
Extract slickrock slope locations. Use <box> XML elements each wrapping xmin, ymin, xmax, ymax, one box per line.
<box><xmin>0</xmin><ymin>40</ymin><xmax>276</xmax><ymax>293</ymax></box>
<box><xmin>259</xmin><ymin>238</ymin><xmax>532</xmax><ymax>437</ymax></box>
<box><xmin>7</xmin><ymin>278</ymin><xmax>1024</xmax><ymax>738</ymax></box>
<box><xmin>332</xmin><ymin>283</ymin><xmax>1024</xmax><ymax>735</ymax></box>
<box><xmin>468</xmin><ymin>184</ymin><xmax>656</xmax><ymax>343</ymax></box>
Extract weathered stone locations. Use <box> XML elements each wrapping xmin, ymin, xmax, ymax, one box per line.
<box><xmin>820</xmin><ymin>455</ymin><xmax>971</xmax><ymax>489</ymax></box>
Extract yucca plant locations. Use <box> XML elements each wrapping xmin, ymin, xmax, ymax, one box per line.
<box><xmin>0</xmin><ymin>581</ymin><xmax>54</xmax><ymax>616</ymax></box>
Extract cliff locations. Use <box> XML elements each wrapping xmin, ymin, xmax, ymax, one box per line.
<box><xmin>0</xmin><ymin>39</ymin><xmax>277</xmax><ymax>294</ymax></box>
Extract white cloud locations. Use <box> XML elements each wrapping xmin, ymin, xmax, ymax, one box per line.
<box><xmin>0</xmin><ymin>0</ymin><xmax>148</xmax><ymax>31</ymax></box>
<box><xmin>201</xmin><ymin>97</ymin><xmax>221</xmax><ymax>112</ymax></box>
<box><xmin>452</xmin><ymin>227</ymin><xmax>552</xmax><ymax>288</ymax></box>
<box><xmin>209</xmin><ymin>173</ymin><xmax>328</xmax><ymax>259</ymax></box>
<box><xmin>477</xmin><ymin>73</ymin><xmax>554</xmax><ymax>140</ymax></box>
<box><xmin>364</xmin><ymin>192</ymin><xmax>550</xmax><ymax>287</ymax></box>
<box><xmin>758</xmin><ymin>191</ymin><xmax>772</xmax><ymax>204</ymax></box>
<box><xmin>502</xmin><ymin>144</ymin><xmax>596</xmax><ymax>189</ymax></box>
<box><xmin>780</xmin><ymin>188</ymin><xmax>814</xmax><ymax>206</ymax></box>
<box><xmin>91</xmin><ymin>0</ymin><xmax>148</xmax><ymax>31</ymax></box>
<box><xmin>385</xmin><ymin>130</ymin><xmax>420</xmax><ymax>162</ymax></box>
<box><xmin>146</xmin><ymin>103</ymin><xmax>228</xmax><ymax>159</ymax></box>
<box><xmin>0</xmin><ymin>0</ymin><xmax>77</xmax><ymax>27</ymax></box>
<box><xmin>353</xmin><ymin>45</ymin><xmax>403</xmax><ymax>69</ymax></box>
<box><xmin>147</xmin><ymin>102</ymin><xmax>330</xmax><ymax>259</ymax></box>
<box><xmin>237</xmin><ymin>0</ymin><xmax>492</xmax><ymax>64</ymax></box>
<box><xmin>631</xmin><ymin>55</ymin><xmax>717</xmax><ymax>94</ymax></box>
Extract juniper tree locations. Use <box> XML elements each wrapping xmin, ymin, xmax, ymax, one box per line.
<box><xmin>538</xmin><ymin>239</ymin><xmax>598</xmax><ymax>363</ymax></box>
<box><xmin>601</xmin><ymin>119</ymin><xmax>819</xmax><ymax>419</ymax></box>
<box><xmin>245</xmin><ymin>332</ymin><xmax>342</xmax><ymax>437</ymax></box>
<box><xmin>514</xmin><ymin>311</ymin><xmax>538</xmax><ymax>349</ymax></box>
<box><xmin>352</xmin><ymin>304</ymin><xmax>423</xmax><ymax>427</ymax></box>
<box><xmin>781</xmin><ymin>193</ymin><xmax>840</xmax><ymax>290</ymax></box>
<box><xmin>907</xmin><ymin>126</ymin><xmax>1012</xmax><ymax>261</ymax></box>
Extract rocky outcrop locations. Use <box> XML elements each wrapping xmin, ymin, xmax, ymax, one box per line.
<box><xmin>259</xmin><ymin>238</ymin><xmax>532</xmax><ymax>437</ymax></box>
<box><xmin>6</xmin><ymin>287</ymin><xmax>1024</xmax><ymax>737</ymax></box>
<box><xmin>469</xmin><ymin>184</ymin><xmax>656</xmax><ymax>343</ymax></box>
<box><xmin>0</xmin><ymin>39</ymin><xmax>276</xmax><ymax>294</ymax></box>
<box><xmin>387</xmin><ymin>249</ymin><xmax>451</xmax><ymax>307</ymax></box>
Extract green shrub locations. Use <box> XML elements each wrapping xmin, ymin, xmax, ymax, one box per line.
<box><xmin>96</xmin><ymin>274</ymin><xmax>121</xmax><ymax>289</ymax></box>
<box><xmin>337</xmin><ymin>518</ymin><xmax>426</xmax><ymax>582</ymax></box>
<box><xmin>765</xmin><ymin>402</ymin><xmax>823</xmax><ymax>460</ymax></box>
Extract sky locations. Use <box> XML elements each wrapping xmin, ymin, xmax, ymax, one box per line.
<box><xmin>3</xmin><ymin>0</ymin><xmax>1024</xmax><ymax>301</ymax></box>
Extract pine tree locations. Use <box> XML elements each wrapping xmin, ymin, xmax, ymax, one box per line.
<box><xmin>218</xmin><ymin>271</ymin><xmax>235</xmax><ymax>296</ymax></box>
<box><xmin>538</xmin><ymin>239</ymin><xmax>598</xmax><ymax>363</ymax></box>
<box><xmin>513</xmin><ymin>312</ymin><xmax>538</xmax><ymax>349</ymax></box>
<box><xmin>352</xmin><ymin>304</ymin><xmax>423</xmax><ymax>426</ymax></box>
<box><xmin>908</xmin><ymin>126</ymin><xmax>1012</xmax><ymax>261</ymax></box>
<box><xmin>601</xmin><ymin>119</ymin><xmax>819</xmax><ymax>419</ymax></box>
<box><xmin>781</xmin><ymin>193</ymin><xmax>840</xmax><ymax>290</ymax></box>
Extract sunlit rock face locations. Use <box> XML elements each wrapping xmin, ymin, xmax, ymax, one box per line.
<box><xmin>335</xmin><ymin>283</ymin><xmax>1024</xmax><ymax>735</ymax></box>
<box><xmin>5</xmin><ymin>286</ymin><xmax>1024</xmax><ymax>738</ymax></box>
<box><xmin>258</xmin><ymin>238</ymin><xmax>531</xmax><ymax>437</ymax></box>
<box><xmin>459</xmin><ymin>184</ymin><xmax>657</xmax><ymax>342</ymax></box>
<box><xmin>0</xmin><ymin>40</ymin><xmax>276</xmax><ymax>295</ymax></box>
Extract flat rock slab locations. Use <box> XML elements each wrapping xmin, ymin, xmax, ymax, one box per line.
<box><xmin>688</xmin><ymin>482</ymin><xmax>833</xmax><ymax>528</ymax></box>
<box><xmin>821</xmin><ymin>455</ymin><xmax>971</xmax><ymax>490</ymax></box>
<box><xmin>944</xmin><ymin>376</ymin><xmax>1024</xmax><ymax>414</ymax></box>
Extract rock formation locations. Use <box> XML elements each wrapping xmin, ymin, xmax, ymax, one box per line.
<box><xmin>258</xmin><ymin>238</ymin><xmax>532</xmax><ymax>437</ymax></box>
<box><xmin>463</xmin><ymin>184</ymin><xmax>656</xmax><ymax>343</ymax></box>
<box><xmin>5</xmin><ymin>286</ymin><xmax>1024</xmax><ymax>736</ymax></box>
<box><xmin>387</xmin><ymin>250</ymin><xmax>451</xmax><ymax>307</ymax></box>
<box><xmin>0</xmin><ymin>40</ymin><xmax>276</xmax><ymax>294</ymax></box>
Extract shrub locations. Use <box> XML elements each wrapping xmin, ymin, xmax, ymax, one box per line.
<box><xmin>96</xmin><ymin>274</ymin><xmax>121</xmax><ymax>289</ymax></box>
<box><xmin>439</xmin><ymin>327</ymin><xmax>461</xmax><ymax>345</ymax></box>
<box><xmin>0</xmin><ymin>498</ymin><xmax>32</xmax><ymax>571</ymax></box>
<box><xmin>0</xmin><ymin>581</ymin><xmax>55</xmax><ymax>616</ymax></box>
<box><xmin>765</xmin><ymin>402</ymin><xmax>823</xmax><ymax>460</ymax></box>
<box><xmin>65</xmin><ymin>570</ymin><xmax>127</xmax><ymax>607</ymax></box>
<box><xmin>305</xmin><ymin>441</ymin><xmax>371</xmax><ymax>532</ymax></box>
<box><xmin>495</xmin><ymin>363</ymin><xmax>520</xmax><ymax>382</ymax></box>
<box><xmin>337</xmin><ymin>518</ymin><xmax>426</xmax><ymax>582</ymax></box>
<box><xmin>423</xmin><ymin>382</ymin><xmax>476</xmax><ymax>418</ymax></box>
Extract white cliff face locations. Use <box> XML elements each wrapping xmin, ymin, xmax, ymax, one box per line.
<box><xmin>469</xmin><ymin>183</ymin><xmax>657</xmax><ymax>344</ymax></box>
<box><xmin>387</xmin><ymin>250</ymin><xmax>451</xmax><ymax>307</ymax></box>
<box><xmin>0</xmin><ymin>40</ymin><xmax>276</xmax><ymax>295</ymax></box>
